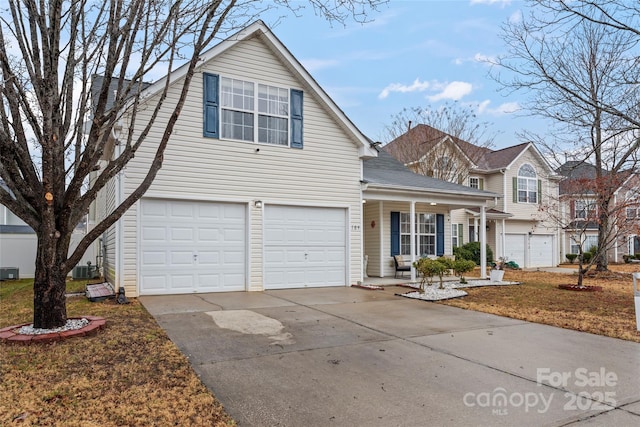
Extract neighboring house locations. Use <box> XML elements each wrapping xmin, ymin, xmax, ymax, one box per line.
<box><xmin>0</xmin><ymin>181</ymin><xmax>94</xmax><ymax>278</ymax></box>
<box><xmin>93</xmin><ymin>21</ymin><xmax>500</xmax><ymax>297</ymax></box>
<box><xmin>385</xmin><ymin>124</ymin><xmax>562</xmax><ymax>268</ymax></box>
<box><xmin>556</xmin><ymin>160</ymin><xmax>640</xmax><ymax>262</ymax></box>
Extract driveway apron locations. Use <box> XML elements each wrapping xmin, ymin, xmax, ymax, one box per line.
<box><xmin>141</xmin><ymin>287</ymin><xmax>640</xmax><ymax>427</ymax></box>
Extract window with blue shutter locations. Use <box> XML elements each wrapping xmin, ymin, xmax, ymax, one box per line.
<box><xmin>290</xmin><ymin>89</ymin><xmax>303</xmax><ymax>149</ymax></box>
<box><xmin>390</xmin><ymin>212</ymin><xmax>400</xmax><ymax>256</ymax></box>
<box><xmin>203</xmin><ymin>73</ymin><xmax>219</xmax><ymax>138</ymax></box>
<box><xmin>436</xmin><ymin>214</ymin><xmax>445</xmax><ymax>256</ymax></box>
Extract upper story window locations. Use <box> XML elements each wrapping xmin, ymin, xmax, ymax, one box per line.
<box><xmin>517</xmin><ymin>164</ymin><xmax>538</xmax><ymax>204</ymax></box>
<box><xmin>574</xmin><ymin>200</ymin><xmax>596</xmax><ymax>219</ymax></box>
<box><xmin>626</xmin><ymin>190</ymin><xmax>640</xmax><ymax>219</ymax></box>
<box><xmin>469</xmin><ymin>177</ymin><xmax>484</xmax><ymax>190</ymax></box>
<box><xmin>204</xmin><ymin>73</ymin><xmax>303</xmax><ymax>148</ymax></box>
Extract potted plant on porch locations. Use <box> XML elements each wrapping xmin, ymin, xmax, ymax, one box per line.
<box><xmin>489</xmin><ymin>257</ymin><xmax>506</xmax><ymax>282</ymax></box>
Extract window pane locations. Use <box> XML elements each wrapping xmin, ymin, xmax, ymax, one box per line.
<box><xmin>221</xmin><ymin>109</ymin><xmax>253</xmax><ymax>141</ymax></box>
<box><xmin>518</xmin><ymin>164</ymin><xmax>536</xmax><ymax>178</ymax></box>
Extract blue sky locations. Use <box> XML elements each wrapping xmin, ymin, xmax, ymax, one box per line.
<box><xmin>265</xmin><ymin>0</ymin><xmax>546</xmax><ymax>150</ymax></box>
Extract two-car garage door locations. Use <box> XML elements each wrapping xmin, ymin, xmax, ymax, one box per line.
<box><xmin>139</xmin><ymin>200</ymin><xmax>347</xmax><ymax>295</ymax></box>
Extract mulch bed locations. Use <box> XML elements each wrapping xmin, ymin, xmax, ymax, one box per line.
<box><xmin>558</xmin><ymin>284</ymin><xmax>603</xmax><ymax>292</ymax></box>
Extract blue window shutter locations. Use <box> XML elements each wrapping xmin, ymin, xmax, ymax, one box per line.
<box><xmin>436</xmin><ymin>214</ymin><xmax>445</xmax><ymax>256</ymax></box>
<box><xmin>290</xmin><ymin>89</ymin><xmax>303</xmax><ymax>149</ymax></box>
<box><xmin>390</xmin><ymin>212</ymin><xmax>400</xmax><ymax>256</ymax></box>
<box><xmin>203</xmin><ymin>73</ymin><xmax>219</xmax><ymax>138</ymax></box>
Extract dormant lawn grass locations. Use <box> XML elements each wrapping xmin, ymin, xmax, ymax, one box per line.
<box><xmin>440</xmin><ymin>263</ymin><xmax>640</xmax><ymax>343</ymax></box>
<box><xmin>0</xmin><ymin>279</ymin><xmax>235</xmax><ymax>426</ymax></box>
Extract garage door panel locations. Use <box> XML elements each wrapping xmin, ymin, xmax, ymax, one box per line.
<box><xmin>142</xmin><ymin>251</ymin><xmax>167</xmax><ymax>266</ymax></box>
<box><xmin>142</xmin><ymin>226</ymin><xmax>167</xmax><ymax>241</ymax></box>
<box><xmin>170</xmin><ymin>251</ymin><xmax>194</xmax><ymax>266</ymax></box>
<box><xmin>140</xmin><ymin>199</ymin><xmax>246</xmax><ymax>295</ymax></box>
<box><xmin>171</xmin><ymin>228</ymin><xmax>194</xmax><ymax>242</ymax></box>
<box><xmin>198</xmin><ymin>228</ymin><xmax>220</xmax><ymax>242</ymax></box>
<box><xmin>196</xmin><ymin>251</ymin><xmax>220</xmax><ymax>265</ymax></box>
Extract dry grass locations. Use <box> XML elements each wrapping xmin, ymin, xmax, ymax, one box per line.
<box><xmin>441</xmin><ymin>264</ymin><xmax>640</xmax><ymax>343</ymax></box>
<box><xmin>0</xmin><ymin>279</ymin><xmax>235</xmax><ymax>426</ymax></box>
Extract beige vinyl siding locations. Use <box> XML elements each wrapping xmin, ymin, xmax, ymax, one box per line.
<box><xmin>94</xmin><ymin>167</ymin><xmax>118</xmax><ymax>284</ymax></box>
<box><xmin>366</xmin><ymin>201</ymin><xmax>450</xmax><ymax>278</ymax></box>
<box><xmin>363</xmin><ymin>201</ymin><xmax>382</xmax><ymax>277</ymax></box>
<box><xmin>505</xmin><ymin>151</ymin><xmax>549</xmax><ymax>220</ymax></box>
<box><xmin>119</xmin><ymin>35</ymin><xmax>363</xmax><ymax>295</ymax></box>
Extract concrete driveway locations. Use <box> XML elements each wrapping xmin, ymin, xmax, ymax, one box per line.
<box><xmin>141</xmin><ymin>287</ymin><xmax>640</xmax><ymax>426</ymax></box>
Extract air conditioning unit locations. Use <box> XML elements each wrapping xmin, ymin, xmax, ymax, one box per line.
<box><xmin>0</xmin><ymin>267</ymin><xmax>19</xmax><ymax>280</ymax></box>
<box><xmin>72</xmin><ymin>264</ymin><xmax>98</xmax><ymax>280</ymax></box>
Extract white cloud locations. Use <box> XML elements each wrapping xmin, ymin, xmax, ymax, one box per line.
<box><xmin>474</xmin><ymin>52</ymin><xmax>496</xmax><ymax>64</ymax></box>
<box><xmin>378</xmin><ymin>78</ymin><xmax>431</xmax><ymax>99</ymax></box>
<box><xmin>477</xmin><ymin>100</ymin><xmax>520</xmax><ymax>115</ymax></box>
<box><xmin>453</xmin><ymin>52</ymin><xmax>496</xmax><ymax>66</ymax></box>
<box><xmin>427</xmin><ymin>81</ymin><xmax>473</xmax><ymax>102</ymax></box>
<box><xmin>509</xmin><ymin>10</ymin><xmax>522</xmax><ymax>24</ymax></box>
<box><xmin>470</xmin><ymin>0</ymin><xmax>512</xmax><ymax>7</ymax></box>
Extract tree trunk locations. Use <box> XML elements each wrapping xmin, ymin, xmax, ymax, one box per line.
<box><xmin>33</xmin><ymin>233</ymin><xmax>68</xmax><ymax>329</ymax></box>
<box><xmin>596</xmin><ymin>195</ymin><xmax>610</xmax><ymax>271</ymax></box>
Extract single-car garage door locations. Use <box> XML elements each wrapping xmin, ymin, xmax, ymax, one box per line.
<box><xmin>530</xmin><ymin>234</ymin><xmax>554</xmax><ymax>267</ymax></box>
<box><xmin>505</xmin><ymin>234</ymin><xmax>526</xmax><ymax>268</ymax></box>
<box><xmin>264</xmin><ymin>205</ymin><xmax>347</xmax><ymax>289</ymax></box>
<box><xmin>139</xmin><ymin>199</ymin><xmax>246</xmax><ymax>295</ymax></box>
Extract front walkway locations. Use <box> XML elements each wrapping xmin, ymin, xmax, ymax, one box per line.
<box><xmin>141</xmin><ymin>287</ymin><xmax>640</xmax><ymax>426</ymax></box>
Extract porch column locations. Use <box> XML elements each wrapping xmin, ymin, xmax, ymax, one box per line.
<box><xmin>379</xmin><ymin>201</ymin><xmax>384</xmax><ymax>277</ymax></box>
<box><xmin>501</xmin><ymin>218</ymin><xmax>506</xmax><ymax>259</ymax></box>
<box><xmin>410</xmin><ymin>201</ymin><xmax>416</xmax><ymax>281</ymax></box>
<box><xmin>480</xmin><ymin>206</ymin><xmax>487</xmax><ymax>279</ymax></box>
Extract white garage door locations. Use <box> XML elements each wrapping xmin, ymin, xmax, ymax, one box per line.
<box><xmin>530</xmin><ymin>235</ymin><xmax>554</xmax><ymax>267</ymax></box>
<box><xmin>264</xmin><ymin>205</ymin><xmax>347</xmax><ymax>289</ymax></box>
<box><xmin>139</xmin><ymin>199</ymin><xmax>245</xmax><ymax>295</ymax></box>
<box><xmin>505</xmin><ymin>234</ymin><xmax>526</xmax><ymax>268</ymax></box>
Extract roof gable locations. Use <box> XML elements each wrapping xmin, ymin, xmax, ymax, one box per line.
<box><xmin>138</xmin><ymin>20</ymin><xmax>377</xmax><ymax>158</ymax></box>
<box><xmin>383</xmin><ymin>124</ymin><xmax>558</xmax><ymax>176</ymax></box>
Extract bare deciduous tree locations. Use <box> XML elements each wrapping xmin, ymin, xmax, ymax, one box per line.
<box><xmin>540</xmin><ymin>169</ymin><xmax>640</xmax><ymax>286</ymax></box>
<box><xmin>0</xmin><ymin>0</ymin><xmax>384</xmax><ymax>329</ymax></box>
<box><xmin>493</xmin><ymin>0</ymin><xmax>640</xmax><ymax>271</ymax></box>
<box><xmin>383</xmin><ymin>103</ymin><xmax>495</xmax><ymax>184</ymax></box>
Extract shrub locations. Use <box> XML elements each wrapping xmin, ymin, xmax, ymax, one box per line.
<box><xmin>453</xmin><ymin>241</ymin><xmax>493</xmax><ymax>265</ymax></box>
<box><xmin>413</xmin><ymin>258</ymin><xmax>449</xmax><ymax>291</ymax></box>
<box><xmin>581</xmin><ymin>252</ymin><xmax>593</xmax><ymax>263</ymax></box>
<box><xmin>623</xmin><ymin>254</ymin><xmax>633</xmax><ymax>264</ymax></box>
<box><xmin>566</xmin><ymin>253</ymin><xmax>578</xmax><ymax>264</ymax></box>
<box><xmin>452</xmin><ymin>259</ymin><xmax>476</xmax><ymax>283</ymax></box>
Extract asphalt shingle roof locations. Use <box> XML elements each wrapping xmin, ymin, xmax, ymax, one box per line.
<box><xmin>363</xmin><ymin>150</ymin><xmax>498</xmax><ymax>198</ymax></box>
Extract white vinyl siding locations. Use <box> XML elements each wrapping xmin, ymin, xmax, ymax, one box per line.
<box><xmin>116</xmin><ymin>36</ymin><xmax>363</xmax><ymax>296</ymax></box>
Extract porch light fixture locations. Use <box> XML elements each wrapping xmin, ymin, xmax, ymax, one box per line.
<box><xmin>255</xmin><ymin>200</ymin><xmax>263</xmax><ymax>208</ymax></box>
<box><xmin>430</xmin><ymin>202</ymin><xmax>437</xmax><ymax>206</ymax></box>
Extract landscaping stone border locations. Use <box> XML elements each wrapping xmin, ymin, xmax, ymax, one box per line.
<box><xmin>0</xmin><ymin>316</ymin><xmax>106</xmax><ymax>344</ymax></box>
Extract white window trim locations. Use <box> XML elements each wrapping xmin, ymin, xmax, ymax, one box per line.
<box><xmin>517</xmin><ymin>164</ymin><xmax>538</xmax><ymax>204</ymax></box>
<box><xmin>220</xmin><ymin>76</ymin><xmax>291</xmax><ymax>147</ymax></box>
<box><xmin>400</xmin><ymin>212</ymin><xmax>436</xmax><ymax>256</ymax></box>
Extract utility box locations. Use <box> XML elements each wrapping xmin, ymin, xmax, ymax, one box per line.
<box><xmin>0</xmin><ymin>267</ymin><xmax>19</xmax><ymax>280</ymax></box>
<box><xmin>72</xmin><ymin>264</ymin><xmax>98</xmax><ymax>280</ymax></box>
<box><xmin>634</xmin><ymin>273</ymin><xmax>640</xmax><ymax>332</ymax></box>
